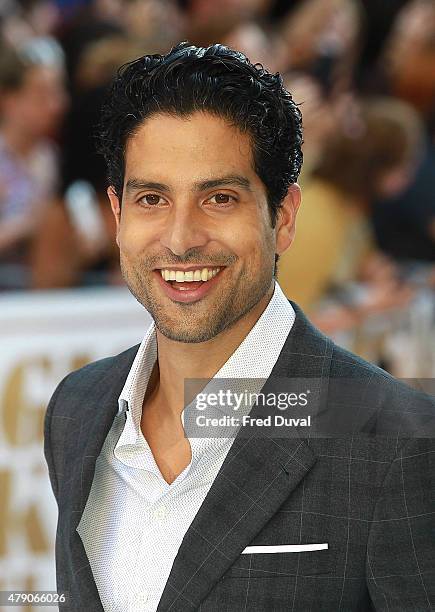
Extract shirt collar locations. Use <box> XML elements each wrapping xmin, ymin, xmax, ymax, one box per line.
<box><xmin>118</xmin><ymin>321</ymin><xmax>157</xmax><ymax>414</ymax></box>
<box><xmin>117</xmin><ymin>281</ymin><xmax>295</xmax><ymax>445</ymax></box>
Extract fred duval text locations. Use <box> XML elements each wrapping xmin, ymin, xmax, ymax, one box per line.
<box><xmin>196</xmin><ymin>415</ymin><xmax>312</xmax><ymax>427</ymax></box>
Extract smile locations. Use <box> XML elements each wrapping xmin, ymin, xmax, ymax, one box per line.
<box><xmin>154</xmin><ymin>266</ymin><xmax>225</xmax><ymax>303</ymax></box>
<box><xmin>159</xmin><ymin>267</ymin><xmax>222</xmax><ymax>282</ymax></box>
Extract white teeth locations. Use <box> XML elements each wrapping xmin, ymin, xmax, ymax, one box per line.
<box><xmin>159</xmin><ymin>267</ymin><xmax>222</xmax><ymax>283</ymax></box>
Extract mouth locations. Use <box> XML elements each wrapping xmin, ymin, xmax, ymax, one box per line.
<box><xmin>153</xmin><ymin>266</ymin><xmax>226</xmax><ymax>303</ymax></box>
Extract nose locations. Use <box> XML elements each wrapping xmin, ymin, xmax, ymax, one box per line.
<box><xmin>159</xmin><ymin>200</ymin><xmax>209</xmax><ymax>256</ymax></box>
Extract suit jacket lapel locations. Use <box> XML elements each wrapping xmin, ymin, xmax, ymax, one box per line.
<box><xmin>65</xmin><ymin>347</ymin><xmax>139</xmax><ymax>610</ymax></box>
<box><xmin>157</xmin><ymin>302</ymin><xmax>333</xmax><ymax>611</ymax></box>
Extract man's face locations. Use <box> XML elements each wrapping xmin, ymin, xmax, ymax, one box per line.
<box><xmin>110</xmin><ymin>111</ymin><xmax>295</xmax><ymax>343</ymax></box>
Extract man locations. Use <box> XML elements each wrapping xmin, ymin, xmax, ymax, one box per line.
<box><xmin>44</xmin><ymin>42</ymin><xmax>435</xmax><ymax>611</ymax></box>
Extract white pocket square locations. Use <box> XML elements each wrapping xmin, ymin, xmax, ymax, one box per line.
<box><xmin>241</xmin><ymin>543</ymin><xmax>328</xmax><ymax>554</ymax></box>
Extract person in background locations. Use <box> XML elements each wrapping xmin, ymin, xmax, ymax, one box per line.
<box><xmin>353</xmin><ymin>0</ymin><xmax>411</xmax><ymax>93</ymax></box>
<box><xmin>0</xmin><ymin>37</ymin><xmax>67</xmax><ymax>289</ymax></box>
<box><xmin>31</xmin><ymin>36</ymin><xmax>144</xmax><ymax>289</ymax></box>
<box><xmin>381</xmin><ymin>0</ymin><xmax>435</xmax><ymax>121</ymax></box>
<box><xmin>277</xmin><ymin>96</ymin><xmax>423</xmax><ymax>331</ymax></box>
<box><xmin>277</xmin><ymin>0</ymin><xmax>363</xmax><ymax>95</ymax></box>
<box><xmin>370</xmin><ymin>0</ymin><xmax>435</xmax><ymax>264</ymax></box>
<box><xmin>372</xmin><ymin>135</ymin><xmax>435</xmax><ymax>264</ymax></box>
<box><xmin>0</xmin><ymin>0</ymin><xmax>60</xmax><ymax>48</ymax></box>
<box><xmin>283</xmin><ymin>72</ymin><xmax>339</xmax><ymax>178</ymax></box>
<box><xmin>178</xmin><ymin>0</ymin><xmax>268</xmax><ymax>49</ymax></box>
<box><xmin>57</xmin><ymin>0</ymin><xmax>178</xmax><ymax>96</ymax></box>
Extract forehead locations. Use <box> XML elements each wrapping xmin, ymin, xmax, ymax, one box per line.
<box><xmin>124</xmin><ymin>111</ymin><xmax>258</xmax><ymax>185</ymax></box>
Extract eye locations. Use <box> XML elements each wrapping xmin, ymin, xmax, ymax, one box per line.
<box><xmin>207</xmin><ymin>193</ymin><xmax>236</xmax><ymax>207</ymax></box>
<box><xmin>139</xmin><ymin>193</ymin><xmax>166</xmax><ymax>207</ymax></box>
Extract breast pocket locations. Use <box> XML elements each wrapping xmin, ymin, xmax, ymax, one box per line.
<box><xmin>204</xmin><ymin>547</ymin><xmax>344</xmax><ymax>612</ymax></box>
<box><xmin>223</xmin><ymin>543</ymin><xmax>335</xmax><ymax>579</ymax></box>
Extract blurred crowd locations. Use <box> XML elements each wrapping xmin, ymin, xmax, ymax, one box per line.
<box><xmin>0</xmin><ymin>0</ymin><xmax>434</xmax><ymax>343</ymax></box>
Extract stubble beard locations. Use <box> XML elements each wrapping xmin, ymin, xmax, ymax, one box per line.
<box><xmin>120</xmin><ymin>254</ymin><xmax>274</xmax><ymax>344</ymax></box>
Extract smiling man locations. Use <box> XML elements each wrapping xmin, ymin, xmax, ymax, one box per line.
<box><xmin>44</xmin><ymin>43</ymin><xmax>435</xmax><ymax>612</ymax></box>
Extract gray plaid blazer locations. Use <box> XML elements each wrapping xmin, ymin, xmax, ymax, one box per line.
<box><xmin>44</xmin><ymin>301</ymin><xmax>435</xmax><ymax>611</ymax></box>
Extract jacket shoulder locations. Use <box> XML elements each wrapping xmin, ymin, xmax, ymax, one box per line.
<box><xmin>330</xmin><ymin>340</ymin><xmax>393</xmax><ymax>379</ymax></box>
<box><xmin>60</xmin><ymin>343</ymin><xmax>140</xmax><ymax>390</ymax></box>
<box><xmin>44</xmin><ymin>344</ymin><xmax>140</xmax><ymax>500</ymax></box>
<box><xmin>329</xmin><ymin>340</ymin><xmax>435</xmax><ymax>437</ymax></box>
<box><xmin>47</xmin><ymin>343</ymin><xmax>141</xmax><ymax>422</ymax></box>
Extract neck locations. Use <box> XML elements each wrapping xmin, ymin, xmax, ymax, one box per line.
<box><xmin>150</xmin><ymin>283</ymin><xmax>275</xmax><ymax>418</ymax></box>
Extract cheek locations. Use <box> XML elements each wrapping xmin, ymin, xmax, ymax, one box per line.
<box><xmin>118</xmin><ymin>221</ymin><xmax>159</xmax><ymax>265</ymax></box>
<box><xmin>257</xmin><ymin>226</ymin><xmax>278</xmax><ymax>271</ymax></box>
<box><xmin>242</xmin><ymin>230</ymin><xmax>276</xmax><ymax>272</ymax></box>
<box><xmin>117</xmin><ymin>224</ymin><xmax>138</xmax><ymax>256</ymax></box>
<box><xmin>255</xmin><ymin>219</ymin><xmax>276</xmax><ymax>255</ymax></box>
<box><xmin>118</xmin><ymin>216</ymin><xmax>144</xmax><ymax>245</ymax></box>
<box><xmin>232</xmin><ymin>210</ymin><xmax>269</xmax><ymax>245</ymax></box>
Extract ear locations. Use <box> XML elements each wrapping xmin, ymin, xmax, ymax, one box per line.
<box><xmin>275</xmin><ymin>183</ymin><xmax>301</xmax><ymax>256</ymax></box>
<box><xmin>107</xmin><ymin>186</ymin><xmax>121</xmax><ymax>246</ymax></box>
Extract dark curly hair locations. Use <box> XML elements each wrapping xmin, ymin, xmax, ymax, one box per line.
<box><xmin>96</xmin><ymin>41</ymin><xmax>303</xmax><ymax>228</ymax></box>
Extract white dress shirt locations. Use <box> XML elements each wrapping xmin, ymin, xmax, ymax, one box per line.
<box><xmin>77</xmin><ymin>281</ymin><xmax>295</xmax><ymax>611</ymax></box>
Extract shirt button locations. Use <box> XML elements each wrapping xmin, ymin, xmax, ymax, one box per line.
<box><xmin>153</xmin><ymin>506</ymin><xmax>166</xmax><ymax>521</ymax></box>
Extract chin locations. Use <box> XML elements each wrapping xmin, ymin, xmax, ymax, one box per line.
<box><xmin>158</xmin><ymin>327</ymin><xmax>218</xmax><ymax>344</ymax></box>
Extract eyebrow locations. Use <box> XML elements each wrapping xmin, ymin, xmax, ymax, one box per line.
<box><xmin>125</xmin><ymin>174</ymin><xmax>252</xmax><ymax>194</ymax></box>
